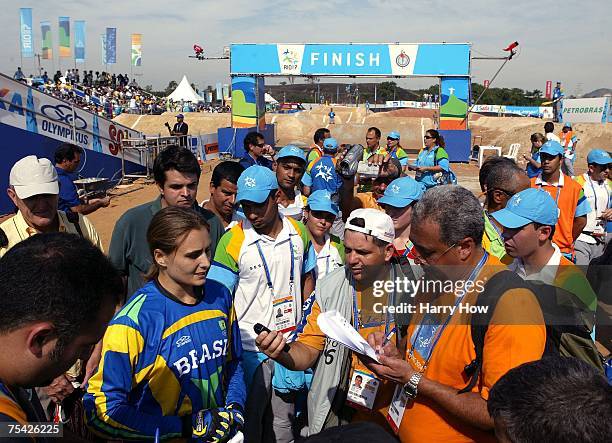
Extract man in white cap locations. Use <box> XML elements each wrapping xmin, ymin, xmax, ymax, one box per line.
<box><xmin>0</xmin><ymin>155</ymin><xmax>101</xmax><ymax>258</ymax></box>
<box><xmin>256</xmin><ymin>208</ymin><xmax>407</xmax><ymax>436</ymax></box>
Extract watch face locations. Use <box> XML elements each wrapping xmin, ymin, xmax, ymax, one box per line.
<box><xmin>403</xmin><ymin>383</ymin><xmax>417</xmax><ymax>399</ymax></box>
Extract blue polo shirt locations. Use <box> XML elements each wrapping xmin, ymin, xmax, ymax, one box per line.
<box><xmin>239</xmin><ymin>154</ymin><xmax>273</xmax><ymax>170</ymax></box>
<box><xmin>526</xmin><ymin>150</ymin><xmax>542</xmax><ymax>178</ymax></box>
<box><xmin>55</xmin><ymin>166</ymin><xmax>80</xmax><ymax>213</ymax></box>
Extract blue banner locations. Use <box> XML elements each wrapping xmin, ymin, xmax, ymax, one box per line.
<box><xmin>74</xmin><ymin>20</ymin><xmax>86</xmax><ymax>63</ymax></box>
<box><xmin>105</xmin><ymin>27</ymin><xmax>116</xmax><ymax>64</ymax></box>
<box><xmin>19</xmin><ymin>8</ymin><xmax>34</xmax><ymax>58</ymax></box>
<box><xmin>101</xmin><ymin>34</ymin><xmax>107</xmax><ymax>64</ymax></box>
<box><xmin>230</xmin><ymin>43</ymin><xmax>471</xmax><ymax>77</ymax></box>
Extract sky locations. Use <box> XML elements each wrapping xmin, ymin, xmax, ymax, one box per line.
<box><xmin>2</xmin><ymin>0</ymin><xmax>611</xmax><ymax>95</ymax></box>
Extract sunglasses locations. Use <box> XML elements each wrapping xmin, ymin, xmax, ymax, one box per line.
<box><xmin>424</xmin><ymin>136</ymin><xmax>434</xmax><ymax>139</ymax></box>
<box><xmin>255</xmin><ymin>143</ymin><xmax>266</xmax><ymax>148</ymax></box>
<box><xmin>387</xmin><ymin>137</ymin><xmax>399</xmax><ymax>141</ymax></box>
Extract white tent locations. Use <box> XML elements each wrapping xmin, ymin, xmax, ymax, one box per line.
<box><xmin>167</xmin><ymin>75</ymin><xmax>203</xmax><ymax>102</ymax></box>
<box><xmin>265</xmin><ymin>93</ymin><xmax>278</xmax><ymax>104</ymax></box>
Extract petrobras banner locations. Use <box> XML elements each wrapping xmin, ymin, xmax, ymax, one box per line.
<box><xmin>230</xmin><ymin>43</ymin><xmax>471</xmax><ymax>76</ymax></box>
<box><xmin>19</xmin><ymin>8</ymin><xmax>34</xmax><ymax>58</ymax></box>
<box><xmin>105</xmin><ymin>27</ymin><xmax>117</xmax><ymax>64</ymax></box>
<box><xmin>74</xmin><ymin>20</ymin><xmax>86</xmax><ymax>63</ymax></box>
<box><xmin>59</xmin><ymin>16</ymin><xmax>71</xmax><ymax>57</ymax></box>
<box><xmin>560</xmin><ymin>97</ymin><xmax>609</xmax><ymax>123</ymax></box>
<box><xmin>41</xmin><ymin>21</ymin><xmax>53</xmax><ymax>60</ymax></box>
<box><xmin>0</xmin><ymin>74</ymin><xmax>143</xmax><ymax>165</ymax></box>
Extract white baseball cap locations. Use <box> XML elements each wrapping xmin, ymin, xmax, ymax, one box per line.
<box><xmin>346</xmin><ymin>208</ymin><xmax>395</xmax><ymax>243</ymax></box>
<box><xmin>9</xmin><ymin>155</ymin><xmax>59</xmax><ymax>199</ymax></box>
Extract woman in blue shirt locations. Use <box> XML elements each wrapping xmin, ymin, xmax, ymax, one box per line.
<box><xmin>523</xmin><ymin>132</ymin><xmax>544</xmax><ymax>178</ymax></box>
<box><xmin>408</xmin><ymin>129</ymin><xmax>450</xmax><ymax>188</ymax></box>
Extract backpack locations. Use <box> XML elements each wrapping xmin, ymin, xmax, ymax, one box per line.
<box><xmin>459</xmin><ymin>270</ymin><xmax>604</xmax><ymax>394</ymax></box>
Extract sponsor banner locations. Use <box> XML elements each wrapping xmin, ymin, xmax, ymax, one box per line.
<box><xmin>19</xmin><ymin>9</ymin><xmax>34</xmax><ymax>58</ymax></box>
<box><xmin>545</xmin><ymin>80</ymin><xmax>552</xmax><ymax>99</ymax></box>
<box><xmin>74</xmin><ymin>20</ymin><xmax>86</xmax><ymax>63</ymax></box>
<box><xmin>59</xmin><ymin>16</ymin><xmax>71</xmax><ymax>57</ymax></box>
<box><xmin>0</xmin><ymin>74</ymin><xmax>143</xmax><ymax>164</ymax></box>
<box><xmin>231</xmin><ymin>43</ymin><xmax>470</xmax><ymax>76</ymax></box>
<box><xmin>105</xmin><ymin>27</ymin><xmax>117</xmax><ymax>64</ymax></box>
<box><xmin>41</xmin><ymin>21</ymin><xmax>53</xmax><ymax>60</ymax></box>
<box><xmin>131</xmin><ymin>34</ymin><xmax>142</xmax><ymax>66</ymax></box>
<box><xmin>560</xmin><ymin>97</ymin><xmax>609</xmax><ymax>123</ymax></box>
<box><xmin>385</xmin><ymin>100</ymin><xmax>438</xmax><ymax>109</ymax></box>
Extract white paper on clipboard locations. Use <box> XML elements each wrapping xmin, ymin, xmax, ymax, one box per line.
<box><xmin>317</xmin><ymin>310</ymin><xmax>380</xmax><ymax>363</ymax></box>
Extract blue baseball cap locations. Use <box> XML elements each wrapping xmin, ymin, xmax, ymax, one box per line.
<box><xmin>491</xmin><ymin>188</ymin><xmax>558</xmax><ymax>229</ymax></box>
<box><xmin>323</xmin><ymin>138</ymin><xmax>338</xmax><ymax>151</ymax></box>
<box><xmin>307</xmin><ymin>190</ymin><xmax>339</xmax><ymax>216</ymax></box>
<box><xmin>377</xmin><ymin>176</ymin><xmax>425</xmax><ymax>208</ymax></box>
<box><xmin>586</xmin><ymin>149</ymin><xmax>611</xmax><ymax>165</ymax></box>
<box><xmin>276</xmin><ymin>145</ymin><xmax>306</xmax><ymax>163</ymax></box>
<box><xmin>563</xmin><ymin>122</ymin><xmax>572</xmax><ymax>129</ymax></box>
<box><xmin>387</xmin><ymin>131</ymin><xmax>400</xmax><ymax>140</ymax></box>
<box><xmin>236</xmin><ymin>165</ymin><xmax>278</xmax><ymax>203</ymax></box>
<box><xmin>539</xmin><ymin>140</ymin><xmax>564</xmax><ymax>157</ymax></box>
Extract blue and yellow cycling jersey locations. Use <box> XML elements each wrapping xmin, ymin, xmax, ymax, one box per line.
<box><xmin>84</xmin><ymin>279</ymin><xmax>245</xmax><ymax>441</ymax></box>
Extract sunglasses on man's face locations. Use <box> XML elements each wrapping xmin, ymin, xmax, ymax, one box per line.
<box><xmin>255</xmin><ymin>143</ymin><xmax>266</xmax><ymax>148</ymax></box>
<box><xmin>424</xmin><ymin>136</ymin><xmax>433</xmax><ymax>139</ymax></box>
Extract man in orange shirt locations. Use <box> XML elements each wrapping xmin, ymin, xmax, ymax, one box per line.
<box><xmin>530</xmin><ymin>140</ymin><xmax>590</xmax><ymax>261</ymax></box>
<box><xmin>359</xmin><ymin>185</ymin><xmax>546</xmax><ymax>443</ymax></box>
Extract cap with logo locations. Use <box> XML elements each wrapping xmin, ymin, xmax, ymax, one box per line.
<box><xmin>539</xmin><ymin>140</ymin><xmax>565</xmax><ymax>157</ymax></box>
<box><xmin>346</xmin><ymin>208</ymin><xmax>395</xmax><ymax>243</ymax></box>
<box><xmin>491</xmin><ymin>188</ymin><xmax>558</xmax><ymax>229</ymax></box>
<box><xmin>236</xmin><ymin>165</ymin><xmax>278</xmax><ymax>203</ymax></box>
<box><xmin>323</xmin><ymin>138</ymin><xmax>339</xmax><ymax>152</ymax></box>
<box><xmin>377</xmin><ymin>176</ymin><xmax>425</xmax><ymax>208</ymax></box>
<box><xmin>586</xmin><ymin>149</ymin><xmax>611</xmax><ymax>165</ymax></box>
<box><xmin>307</xmin><ymin>190</ymin><xmax>339</xmax><ymax>216</ymax></box>
<box><xmin>276</xmin><ymin>145</ymin><xmax>306</xmax><ymax>163</ymax></box>
<box><xmin>10</xmin><ymin>155</ymin><xmax>59</xmax><ymax>199</ymax></box>
<box><xmin>387</xmin><ymin>131</ymin><xmax>400</xmax><ymax>140</ymax></box>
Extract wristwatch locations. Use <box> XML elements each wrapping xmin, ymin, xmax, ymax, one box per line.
<box><xmin>403</xmin><ymin>372</ymin><xmax>423</xmax><ymax>400</ymax></box>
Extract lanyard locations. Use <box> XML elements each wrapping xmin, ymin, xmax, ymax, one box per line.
<box><xmin>408</xmin><ymin>251</ymin><xmax>489</xmax><ymax>370</ymax></box>
<box><xmin>402</xmin><ymin>240</ymin><xmax>414</xmax><ymax>258</ymax></box>
<box><xmin>351</xmin><ymin>266</ymin><xmax>396</xmax><ymax>335</ymax></box>
<box><xmin>255</xmin><ymin>236</ymin><xmax>295</xmax><ymax>299</ymax></box>
<box><xmin>484</xmin><ymin>211</ymin><xmax>503</xmax><ymax>239</ymax></box>
<box><xmin>587</xmin><ymin>176</ymin><xmax>610</xmax><ymax>214</ymax></box>
<box><xmin>538</xmin><ymin>180</ymin><xmax>561</xmax><ymax>205</ymax></box>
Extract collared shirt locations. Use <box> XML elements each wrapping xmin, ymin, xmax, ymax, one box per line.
<box><xmin>310</xmin><ymin>233</ymin><xmax>344</xmax><ymax>279</ymax></box>
<box><xmin>532</xmin><ymin>173</ymin><xmax>591</xmax><ymax>254</ymax></box>
<box><xmin>482</xmin><ymin>210</ymin><xmax>512</xmax><ymax>264</ymax></box>
<box><xmin>278</xmin><ymin>189</ymin><xmax>307</xmax><ymax>221</ymax></box>
<box><xmin>414</xmin><ymin>146</ymin><xmax>450</xmax><ymax>189</ymax></box>
<box><xmin>509</xmin><ymin>243</ymin><xmax>597</xmax><ymax>311</ymax></box>
<box><xmin>546</xmin><ymin>132</ymin><xmax>561</xmax><ymax>143</ymax></box>
<box><xmin>574</xmin><ymin>173</ymin><xmax>611</xmax><ymax>244</ymax></box>
<box><xmin>109</xmin><ymin>197</ymin><xmax>223</xmax><ymax>296</ymax></box>
<box><xmin>55</xmin><ymin>166</ymin><xmax>81</xmax><ymax>213</ymax></box>
<box><xmin>0</xmin><ymin>210</ymin><xmax>102</xmax><ymax>258</ymax></box>
<box><xmin>208</xmin><ymin>215</ymin><xmax>315</xmax><ymax>351</ymax></box>
<box><xmin>239</xmin><ymin>153</ymin><xmax>273</xmax><ymax>170</ymax></box>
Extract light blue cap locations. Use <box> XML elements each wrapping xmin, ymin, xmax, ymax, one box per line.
<box><xmin>563</xmin><ymin>122</ymin><xmax>572</xmax><ymax>129</ymax></box>
<box><xmin>236</xmin><ymin>165</ymin><xmax>278</xmax><ymax>203</ymax></box>
<box><xmin>276</xmin><ymin>145</ymin><xmax>306</xmax><ymax>163</ymax></box>
<box><xmin>323</xmin><ymin>138</ymin><xmax>338</xmax><ymax>151</ymax></box>
<box><xmin>586</xmin><ymin>149</ymin><xmax>611</xmax><ymax>165</ymax></box>
<box><xmin>307</xmin><ymin>190</ymin><xmax>339</xmax><ymax>216</ymax></box>
<box><xmin>377</xmin><ymin>176</ymin><xmax>425</xmax><ymax>208</ymax></box>
<box><xmin>387</xmin><ymin>131</ymin><xmax>400</xmax><ymax>140</ymax></box>
<box><xmin>539</xmin><ymin>140</ymin><xmax>564</xmax><ymax>157</ymax></box>
<box><xmin>491</xmin><ymin>188</ymin><xmax>558</xmax><ymax>228</ymax></box>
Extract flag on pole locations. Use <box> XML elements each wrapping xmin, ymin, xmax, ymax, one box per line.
<box><xmin>545</xmin><ymin>80</ymin><xmax>552</xmax><ymax>99</ymax></box>
<box><xmin>41</xmin><ymin>21</ymin><xmax>53</xmax><ymax>59</ymax></box>
<box><xmin>59</xmin><ymin>17</ymin><xmax>71</xmax><ymax>57</ymax></box>
<box><xmin>105</xmin><ymin>27</ymin><xmax>116</xmax><ymax>64</ymax></box>
<box><xmin>74</xmin><ymin>20</ymin><xmax>86</xmax><ymax>63</ymax></box>
<box><xmin>19</xmin><ymin>8</ymin><xmax>34</xmax><ymax>58</ymax></box>
<box><xmin>101</xmin><ymin>34</ymin><xmax>107</xmax><ymax>65</ymax></box>
<box><xmin>131</xmin><ymin>34</ymin><xmax>142</xmax><ymax>66</ymax></box>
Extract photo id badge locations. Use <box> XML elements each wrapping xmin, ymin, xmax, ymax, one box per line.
<box><xmin>346</xmin><ymin>369</ymin><xmax>380</xmax><ymax>411</ymax></box>
<box><xmin>386</xmin><ymin>384</ymin><xmax>409</xmax><ymax>434</ymax></box>
<box><xmin>273</xmin><ymin>295</ymin><xmax>296</xmax><ymax>334</ymax></box>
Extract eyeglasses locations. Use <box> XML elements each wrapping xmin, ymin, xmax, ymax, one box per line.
<box><xmin>412</xmin><ymin>242</ymin><xmax>457</xmax><ymax>264</ymax></box>
<box><xmin>424</xmin><ymin>136</ymin><xmax>434</xmax><ymax>139</ymax></box>
<box><xmin>255</xmin><ymin>143</ymin><xmax>266</xmax><ymax>148</ymax></box>
<box><xmin>491</xmin><ymin>188</ymin><xmax>515</xmax><ymax>197</ymax></box>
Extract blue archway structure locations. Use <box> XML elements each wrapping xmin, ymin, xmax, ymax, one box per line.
<box><xmin>219</xmin><ymin>43</ymin><xmax>472</xmax><ymax>161</ymax></box>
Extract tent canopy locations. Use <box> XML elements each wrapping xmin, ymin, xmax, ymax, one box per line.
<box><xmin>167</xmin><ymin>75</ymin><xmax>203</xmax><ymax>102</ymax></box>
<box><xmin>265</xmin><ymin>93</ymin><xmax>278</xmax><ymax>104</ymax></box>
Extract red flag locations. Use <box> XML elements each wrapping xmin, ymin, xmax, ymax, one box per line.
<box><xmin>545</xmin><ymin>81</ymin><xmax>552</xmax><ymax>99</ymax></box>
<box><xmin>484</xmin><ymin>80</ymin><xmax>490</xmax><ymax>88</ymax></box>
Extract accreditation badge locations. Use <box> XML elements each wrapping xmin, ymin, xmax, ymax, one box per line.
<box><xmin>386</xmin><ymin>384</ymin><xmax>409</xmax><ymax>434</ymax></box>
<box><xmin>345</xmin><ymin>368</ymin><xmax>380</xmax><ymax>411</ymax></box>
<box><xmin>273</xmin><ymin>295</ymin><xmax>296</xmax><ymax>333</ymax></box>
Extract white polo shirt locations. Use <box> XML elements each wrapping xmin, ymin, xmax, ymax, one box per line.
<box><xmin>278</xmin><ymin>189</ymin><xmax>307</xmax><ymax>222</ymax></box>
<box><xmin>311</xmin><ymin>234</ymin><xmax>344</xmax><ymax>279</ymax></box>
<box><xmin>575</xmin><ymin>173</ymin><xmax>611</xmax><ymax>244</ymax></box>
<box><xmin>208</xmin><ymin>215</ymin><xmax>314</xmax><ymax>351</ymax></box>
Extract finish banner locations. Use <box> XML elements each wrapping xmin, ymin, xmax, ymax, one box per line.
<box><xmin>41</xmin><ymin>21</ymin><xmax>53</xmax><ymax>60</ymax></box>
<box><xmin>19</xmin><ymin>8</ymin><xmax>34</xmax><ymax>58</ymax></box>
<box><xmin>74</xmin><ymin>20</ymin><xmax>86</xmax><ymax>63</ymax></box>
<box><xmin>105</xmin><ymin>27</ymin><xmax>116</xmax><ymax>64</ymax></box>
<box><xmin>131</xmin><ymin>34</ymin><xmax>142</xmax><ymax>66</ymax></box>
<box><xmin>59</xmin><ymin>16</ymin><xmax>71</xmax><ymax>57</ymax></box>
